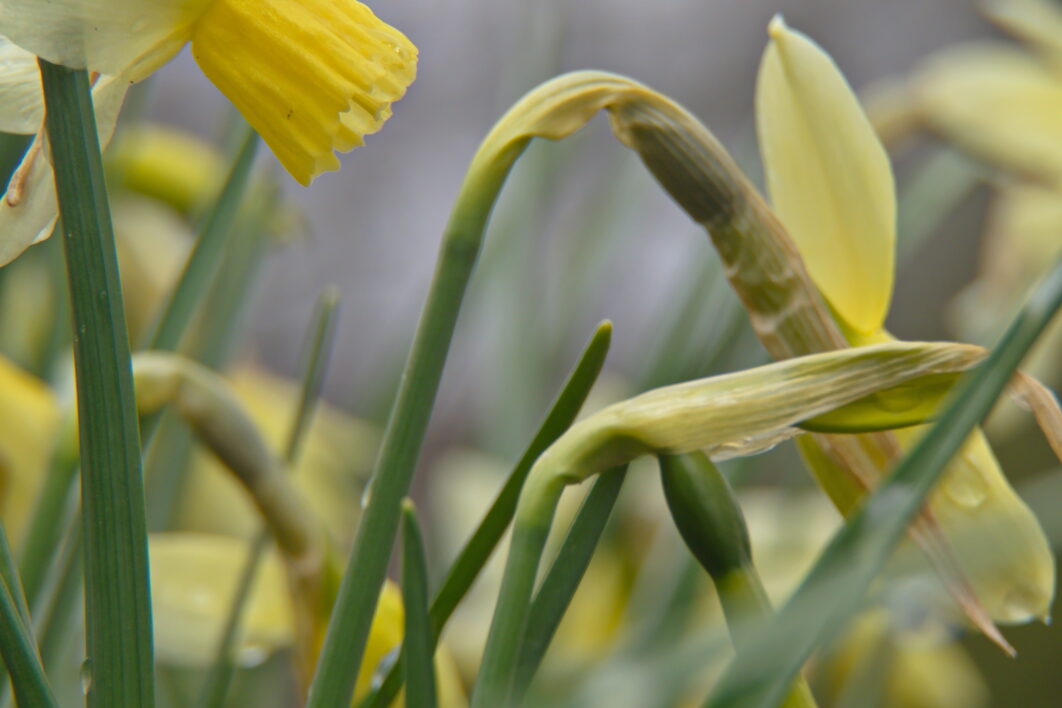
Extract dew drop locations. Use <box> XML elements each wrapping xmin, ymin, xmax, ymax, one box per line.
<box><xmin>80</xmin><ymin>659</ymin><xmax>93</xmax><ymax>695</ymax></box>
<box><xmin>942</xmin><ymin>469</ymin><xmax>988</xmax><ymax>508</ymax></box>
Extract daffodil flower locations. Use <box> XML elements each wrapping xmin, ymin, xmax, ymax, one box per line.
<box><xmin>0</xmin><ymin>0</ymin><xmax>416</xmax><ymax>264</ymax></box>
<box><xmin>756</xmin><ymin>17</ymin><xmax>1055</xmax><ymax>627</ymax></box>
<box><xmin>863</xmin><ymin>0</ymin><xmax>1062</xmax><ymax>403</ymax></box>
<box><xmin>0</xmin><ymin>37</ymin><xmax>128</xmax><ymax>265</ymax></box>
<box><xmin>902</xmin><ymin>0</ymin><xmax>1062</xmax><ymax>186</ymax></box>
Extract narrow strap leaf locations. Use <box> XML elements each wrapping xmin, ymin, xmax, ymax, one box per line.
<box><xmin>40</xmin><ymin>59</ymin><xmax>154</xmax><ymax>708</ymax></box>
<box><xmin>400</xmin><ymin>501</ymin><xmax>438</xmax><ymax>708</ymax></box>
<box><xmin>0</xmin><ymin>548</ymin><xmax>58</xmax><ymax>708</ymax></box>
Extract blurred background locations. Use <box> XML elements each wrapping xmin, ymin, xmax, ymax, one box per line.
<box><xmin>2</xmin><ymin>0</ymin><xmax>1061</xmax><ymax>706</ymax></box>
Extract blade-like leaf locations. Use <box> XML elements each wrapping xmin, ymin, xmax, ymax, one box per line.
<box><xmin>40</xmin><ymin>59</ymin><xmax>154</xmax><ymax>708</ymax></box>
<box><xmin>0</xmin><ymin>524</ymin><xmax>58</xmax><ymax>708</ymax></box>
<box><xmin>400</xmin><ymin>501</ymin><xmax>437</xmax><ymax>708</ymax></box>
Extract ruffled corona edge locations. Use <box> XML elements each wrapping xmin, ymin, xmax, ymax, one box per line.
<box><xmin>192</xmin><ymin>0</ymin><xmax>417</xmax><ymax>185</ymax></box>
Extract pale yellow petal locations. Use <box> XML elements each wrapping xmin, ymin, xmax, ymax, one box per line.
<box><xmin>0</xmin><ymin>36</ymin><xmax>43</xmax><ymax>134</ymax></box>
<box><xmin>0</xmin><ymin>0</ymin><xmax>207</xmax><ymax>80</ymax></box>
<box><xmin>756</xmin><ymin>16</ymin><xmax>896</xmax><ymax>334</ymax></box>
<box><xmin>914</xmin><ymin>43</ymin><xmax>1062</xmax><ymax>184</ymax></box>
<box><xmin>984</xmin><ymin>0</ymin><xmax>1062</xmax><ymax>68</ymax></box>
<box><xmin>897</xmin><ymin>428</ymin><xmax>1056</xmax><ymax>623</ymax></box>
<box><xmin>0</xmin><ymin>356</ymin><xmax>61</xmax><ymax>546</ymax></box>
<box><xmin>0</xmin><ymin>74</ymin><xmax>129</xmax><ymax>266</ymax></box>
<box><xmin>149</xmin><ymin>533</ymin><xmax>295</xmax><ymax>667</ymax></box>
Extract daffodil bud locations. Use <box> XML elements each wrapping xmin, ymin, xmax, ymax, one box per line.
<box><xmin>538</xmin><ymin>341</ymin><xmax>984</xmax><ymax>484</ymax></box>
<box><xmin>659</xmin><ymin>452</ymin><xmax>752</xmax><ymax>583</ymax></box>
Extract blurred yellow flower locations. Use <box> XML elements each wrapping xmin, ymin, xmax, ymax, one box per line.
<box><xmin>864</xmin><ymin>0</ymin><xmax>1062</xmax><ymax>405</ymax></box>
<box><xmin>149</xmin><ymin>532</ymin><xmax>467</xmax><ymax>707</ymax></box>
<box><xmin>756</xmin><ymin>16</ymin><xmax>1054</xmax><ymax>628</ymax></box>
<box><xmin>0</xmin><ymin>354</ymin><xmax>61</xmax><ymax>547</ymax></box>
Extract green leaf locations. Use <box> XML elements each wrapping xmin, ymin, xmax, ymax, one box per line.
<box><xmin>400</xmin><ymin>500</ymin><xmax>437</xmax><ymax>708</ymax></box>
<box><xmin>703</xmin><ymin>257</ymin><xmax>1062</xmax><ymax>708</ymax></box>
<box><xmin>511</xmin><ymin>466</ymin><xmax>627</xmax><ymax>702</ymax></box>
<box><xmin>142</xmin><ymin>124</ymin><xmax>259</xmax><ymax>352</ymax></box>
<box><xmin>0</xmin><ymin>522</ymin><xmax>58</xmax><ymax>708</ymax></box>
<box><xmin>360</xmin><ymin>321</ymin><xmax>612</xmax><ymax>708</ymax></box>
<box><xmin>39</xmin><ymin>60</ymin><xmax>154</xmax><ymax>708</ymax></box>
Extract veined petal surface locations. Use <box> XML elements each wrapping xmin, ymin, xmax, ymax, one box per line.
<box><xmin>191</xmin><ymin>0</ymin><xmax>417</xmax><ymax>185</ymax></box>
<box><xmin>0</xmin><ymin>36</ymin><xmax>43</xmax><ymax>134</ymax></box>
<box><xmin>914</xmin><ymin>43</ymin><xmax>1062</xmax><ymax>185</ymax></box>
<box><xmin>756</xmin><ymin>16</ymin><xmax>896</xmax><ymax>334</ymax></box>
<box><xmin>0</xmin><ymin>0</ymin><xmax>208</xmax><ymax>80</ymax></box>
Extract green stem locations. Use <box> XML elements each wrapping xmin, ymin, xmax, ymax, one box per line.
<box><xmin>142</xmin><ymin>125</ymin><xmax>259</xmax><ymax>352</ymax></box>
<box><xmin>39</xmin><ymin>60</ymin><xmax>154</xmax><ymax>708</ymax></box>
<box><xmin>660</xmin><ymin>452</ymin><xmax>818</xmax><ymax>708</ymax></box>
<box><xmin>469</xmin><ymin>471</ymin><xmax>567</xmax><ymax>708</ymax></box>
<box><xmin>305</xmin><ymin>140</ymin><xmax>529</xmax><ymax>708</ymax></box>
<box><xmin>0</xmin><ymin>530</ymin><xmax>57</xmax><ymax>708</ymax></box>
<box><xmin>399</xmin><ymin>501</ymin><xmax>437</xmax><ymax>708</ymax></box>
<box><xmin>511</xmin><ymin>466</ymin><xmax>628</xmax><ymax>701</ymax></box>
<box><xmin>17</xmin><ymin>429</ymin><xmax>79</xmax><ymax>612</ymax></box>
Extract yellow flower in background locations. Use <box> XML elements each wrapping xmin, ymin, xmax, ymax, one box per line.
<box><xmin>905</xmin><ymin>0</ymin><xmax>1062</xmax><ymax>185</ymax></box>
<box><xmin>863</xmin><ymin>0</ymin><xmax>1062</xmax><ymax>403</ymax></box>
<box><xmin>0</xmin><ymin>354</ymin><xmax>61</xmax><ymax>547</ymax></box>
<box><xmin>150</xmin><ymin>533</ymin><xmax>468</xmax><ymax>707</ymax></box>
<box><xmin>816</xmin><ymin>609</ymin><xmax>989</xmax><ymax>708</ymax></box>
<box><xmin>0</xmin><ymin>0</ymin><xmax>416</xmax><ymax>263</ymax></box>
<box><xmin>756</xmin><ymin>17</ymin><xmax>1054</xmax><ymax>626</ymax></box>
